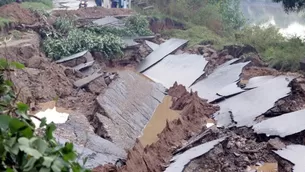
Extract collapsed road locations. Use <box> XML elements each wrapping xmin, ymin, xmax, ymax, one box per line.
<box><xmin>1</xmin><ymin>2</ymin><xmax>305</xmax><ymax>172</ymax></box>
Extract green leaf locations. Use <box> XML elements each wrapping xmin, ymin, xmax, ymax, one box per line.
<box><xmin>19</xmin><ymin>145</ymin><xmax>42</xmax><ymax>159</ymax></box>
<box><xmin>43</xmin><ymin>156</ymin><xmax>55</xmax><ymax>167</ymax></box>
<box><xmin>9</xmin><ymin>118</ymin><xmax>26</xmax><ymax>133</ymax></box>
<box><xmin>45</xmin><ymin>123</ymin><xmax>56</xmax><ymax>140</ymax></box>
<box><xmin>18</xmin><ymin>137</ymin><xmax>30</xmax><ymax>146</ymax></box>
<box><xmin>39</xmin><ymin>168</ymin><xmax>51</xmax><ymax>172</ymax></box>
<box><xmin>82</xmin><ymin>157</ymin><xmax>88</xmax><ymax>166</ymax></box>
<box><xmin>0</xmin><ymin>115</ymin><xmax>12</xmax><ymax>130</ymax></box>
<box><xmin>6</xmin><ymin>168</ymin><xmax>14</xmax><ymax>172</ymax></box>
<box><xmin>11</xmin><ymin>62</ymin><xmax>25</xmax><ymax>69</ymax></box>
<box><xmin>23</xmin><ymin>157</ymin><xmax>36</xmax><ymax>171</ymax></box>
<box><xmin>31</xmin><ymin>138</ymin><xmax>48</xmax><ymax>154</ymax></box>
<box><xmin>39</xmin><ymin>117</ymin><xmax>47</xmax><ymax>128</ymax></box>
<box><xmin>51</xmin><ymin>159</ymin><xmax>65</xmax><ymax>172</ymax></box>
<box><xmin>16</xmin><ymin>102</ymin><xmax>29</xmax><ymax>113</ymax></box>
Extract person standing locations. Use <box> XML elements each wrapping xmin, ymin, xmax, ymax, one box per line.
<box><xmin>111</xmin><ymin>0</ymin><xmax>119</xmax><ymax>8</ymax></box>
<box><xmin>95</xmin><ymin>0</ymin><xmax>103</xmax><ymax>6</ymax></box>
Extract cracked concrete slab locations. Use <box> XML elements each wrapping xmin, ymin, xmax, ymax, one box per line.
<box><xmin>165</xmin><ymin>137</ymin><xmax>226</xmax><ymax>172</ymax></box>
<box><xmin>96</xmin><ymin>70</ymin><xmax>166</xmax><ymax>149</ymax></box>
<box><xmin>54</xmin><ymin>111</ymin><xmax>126</xmax><ymax>169</ymax></box>
<box><xmin>145</xmin><ymin>40</ymin><xmax>159</xmax><ymax>51</ymax></box>
<box><xmin>143</xmin><ymin>54</ymin><xmax>208</xmax><ymax>88</ymax></box>
<box><xmin>274</xmin><ymin>145</ymin><xmax>305</xmax><ymax>172</ymax></box>
<box><xmin>216</xmin><ymin>75</ymin><xmax>276</xmax><ymax>98</ymax></box>
<box><xmin>214</xmin><ymin>75</ymin><xmax>295</xmax><ymax>127</ymax></box>
<box><xmin>253</xmin><ymin>108</ymin><xmax>305</xmax><ymax>137</ymax></box>
<box><xmin>190</xmin><ymin>59</ymin><xmax>249</xmax><ymax>102</ymax></box>
<box><xmin>136</xmin><ymin>38</ymin><xmax>188</xmax><ymax>73</ymax></box>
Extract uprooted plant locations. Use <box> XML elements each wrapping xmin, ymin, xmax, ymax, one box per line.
<box><xmin>0</xmin><ymin>58</ymin><xmax>91</xmax><ymax>172</ymax></box>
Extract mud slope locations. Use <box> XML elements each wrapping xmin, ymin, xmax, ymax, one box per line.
<box><xmin>93</xmin><ymin>83</ymin><xmax>219</xmax><ymax>172</ymax></box>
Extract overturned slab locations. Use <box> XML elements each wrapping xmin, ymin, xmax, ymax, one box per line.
<box><xmin>56</xmin><ymin>50</ymin><xmax>88</xmax><ymax>63</ymax></box>
<box><xmin>93</xmin><ymin>16</ymin><xmax>123</xmax><ymax>27</ymax></box>
<box><xmin>274</xmin><ymin>145</ymin><xmax>305</xmax><ymax>172</ymax></box>
<box><xmin>253</xmin><ymin>108</ymin><xmax>305</xmax><ymax>137</ymax></box>
<box><xmin>190</xmin><ymin>59</ymin><xmax>249</xmax><ymax>101</ymax></box>
<box><xmin>145</xmin><ymin>40</ymin><xmax>159</xmax><ymax>51</ymax></box>
<box><xmin>165</xmin><ymin>137</ymin><xmax>226</xmax><ymax>172</ymax></box>
<box><xmin>214</xmin><ymin>76</ymin><xmax>295</xmax><ymax>127</ymax></box>
<box><xmin>123</xmin><ymin>39</ymin><xmax>140</xmax><ymax>48</ymax></box>
<box><xmin>73</xmin><ymin>71</ymin><xmax>104</xmax><ymax>88</ymax></box>
<box><xmin>216</xmin><ymin>75</ymin><xmax>276</xmax><ymax>98</ymax></box>
<box><xmin>73</xmin><ymin>61</ymin><xmax>95</xmax><ymax>71</ymax></box>
<box><xmin>96</xmin><ymin>70</ymin><xmax>166</xmax><ymax>149</ymax></box>
<box><xmin>136</xmin><ymin>38</ymin><xmax>188</xmax><ymax>73</ymax></box>
<box><xmin>143</xmin><ymin>54</ymin><xmax>208</xmax><ymax>88</ymax></box>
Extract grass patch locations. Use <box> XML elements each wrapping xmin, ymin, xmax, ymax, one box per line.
<box><xmin>0</xmin><ymin>17</ymin><xmax>11</xmax><ymax>28</ymax></box>
<box><xmin>162</xmin><ymin>25</ymin><xmax>230</xmax><ymax>49</ymax></box>
<box><xmin>21</xmin><ymin>2</ymin><xmax>52</xmax><ymax>10</ymax></box>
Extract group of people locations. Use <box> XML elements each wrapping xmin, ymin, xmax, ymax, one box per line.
<box><xmin>95</xmin><ymin>0</ymin><xmax>128</xmax><ymax>8</ymax></box>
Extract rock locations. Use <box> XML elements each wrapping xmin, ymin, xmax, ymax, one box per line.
<box><xmin>87</xmin><ymin>77</ymin><xmax>107</xmax><ymax>95</ymax></box>
<box><xmin>95</xmin><ymin>70</ymin><xmax>166</xmax><ymax>149</ymax></box>
<box><xmin>268</xmin><ymin>138</ymin><xmax>286</xmax><ymax>150</ymax></box>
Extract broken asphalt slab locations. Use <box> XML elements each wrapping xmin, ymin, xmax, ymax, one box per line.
<box><xmin>54</xmin><ymin>111</ymin><xmax>126</xmax><ymax>169</ymax></box>
<box><xmin>253</xmin><ymin>108</ymin><xmax>305</xmax><ymax>137</ymax></box>
<box><xmin>275</xmin><ymin>145</ymin><xmax>305</xmax><ymax>172</ymax></box>
<box><xmin>56</xmin><ymin>50</ymin><xmax>88</xmax><ymax>63</ymax></box>
<box><xmin>143</xmin><ymin>54</ymin><xmax>208</xmax><ymax>88</ymax></box>
<box><xmin>190</xmin><ymin>59</ymin><xmax>249</xmax><ymax>102</ymax></box>
<box><xmin>214</xmin><ymin>75</ymin><xmax>296</xmax><ymax>127</ymax></box>
<box><xmin>216</xmin><ymin>75</ymin><xmax>276</xmax><ymax>98</ymax></box>
<box><xmin>96</xmin><ymin>70</ymin><xmax>166</xmax><ymax>150</ymax></box>
<box><xmin>165</xmin><ymin>137</ymin><xmax>226</xmax><ymax>172</ymax></box>
<box><xmin>93</xmin><ymin>16</ymin><xmax>124</xmax><ymax>27</ymax></box>
<box><xmin>145</xmin><ymin>40</ymin><xmax>159</xmax><ymax>51</ymax></box>
<box><xmin>74</xmin><ymin>71</ymin><xmax>104</xmax><ymax>88</ymax></box>
<box><xmin>136</xmin><ymin>38</ymin><xmax>189</xmax><ymax>73</ymax></box>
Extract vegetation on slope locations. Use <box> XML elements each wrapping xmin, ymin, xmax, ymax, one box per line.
<box><xmin>43</xmin><ymin>15</ymin><xmax>152</xmax><ymax>60</ymax></box>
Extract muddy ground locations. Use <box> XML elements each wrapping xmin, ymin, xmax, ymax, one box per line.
<box><xmin>1</xmin><ymin>3</ymin><xmax>305</xmax><ymax>172</ymax></box>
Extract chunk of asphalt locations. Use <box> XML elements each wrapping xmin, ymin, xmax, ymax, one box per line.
<box><xmin>96</xmin><ymin>70</ymin><xmax>166</xmax><ymax>149</ymax></box>
<box><xmin>190</xmin><ymin>59</ymin><xmax>249</xmax><ymax>102</ymax></box>
<box><xmin>56</xmin><ymin>50</ymin><xmax>88</xmax><ymax>63</ymax></box>
<box><xmin>145</xmin><ymin>40</ymin><xmax>159</xmax><ymax>51</ymax></box>
<box><xmin>253</xmin><ymin>108</ymin><xmax>305</xmax><ymax>137</ymax></box>
<box><xmin>136</xmin><ymin>38</ymin><xmax>188</xmax><ymax>73</ymax></box>
<box><xmin>274</xmin><ymin>144</ymin><xmax>305</xmax><ymax>172</ymax></box>
<box><xmin>165</xmin><ymin>137</ymin><xmax>226</xmax><ymax>172</ymax></box>
<box><xmin>143</xmin><ymin>54</ymin><xmax>208</xmax><ymax>88</ymax></box>
<box><xmin>216</xmin><ymin>75</ymin><xmax>276</xmax><ymax>98</ymax></box>
<box><xmin>214</xmin><ymin>75</ymin><xmax>295</xmax><ymax>127</ymax></box>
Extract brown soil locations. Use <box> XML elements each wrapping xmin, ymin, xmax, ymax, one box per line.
<box><xmin>93</xmin><ymin>83</ymin><xmax>220</xmax><ymax>172</ymax></box>
<box><xmin>52</xmin><ymin>7</ymin><xmax>134</xmax><ymax>20</ymax></box>
<box><xmin>0</xmin><ymin>3</ymin><xmax>38</xmax><ymax>25</ymax></box>
<box><xmin>149</xmin><ymin>17</ymin><xmax>186</xmax><ymax>33</ymax></box>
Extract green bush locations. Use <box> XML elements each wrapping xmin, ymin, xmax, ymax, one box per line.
<box><xmin>43</xmin><ymin>29</ymin><xmax>123</xmax><ymax>60</ymax></box>
<box><xmin>236</xmin><ymin>26</ymin><xmax>305</xmax><ymax>71</ymax></box>
<box><xmin>0</xmin><ymin>59</ymin><xmax>90</xmax><ymax>172</ymax></box>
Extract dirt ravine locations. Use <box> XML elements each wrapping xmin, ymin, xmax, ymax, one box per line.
<box><xmin>93</xmin><ymin>83</ymin><xmax>219</xmax><ymax>172</ymax></box>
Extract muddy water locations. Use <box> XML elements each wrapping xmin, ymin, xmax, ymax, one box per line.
<box><xmin>139</xmin><ymin>96</ymin><xmax>180</xmax><ymax>147</ymax></box>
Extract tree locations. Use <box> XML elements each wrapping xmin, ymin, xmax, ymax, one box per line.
<box><xmin>273</xmin><ymin>0</ymin><xmax>305</xmax><ymax>12</ymax></box>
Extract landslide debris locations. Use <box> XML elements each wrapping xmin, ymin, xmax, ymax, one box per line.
<box><xmin>0</xmin><ymin>3</ymin><xmax>39</xmax><ymax>25</ymax></box>
<box><xmin>93</xmin><ymin>83</ymin><xmax>220</xmax><ymax>172</ymax></box>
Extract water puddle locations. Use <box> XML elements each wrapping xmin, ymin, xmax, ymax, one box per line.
<box><xmin>30</xmin><ymin>101</ymin><xmax>70</xmax><ymax>128</ymax></box>
<box><xmin>247</xmin><ymin>163</ymin><xmax>278</xmax><ymax>172</ymax></box>
<box><xmin>139</xmin><ymin>96</ymin><xmax>180</xmax><ymax>147</ymax></box>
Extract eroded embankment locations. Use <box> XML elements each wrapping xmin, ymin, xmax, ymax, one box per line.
<box><xmin>93</xmin><ymin>83</ymin><xmax>219</xmax><ymax>172</ymax></box>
